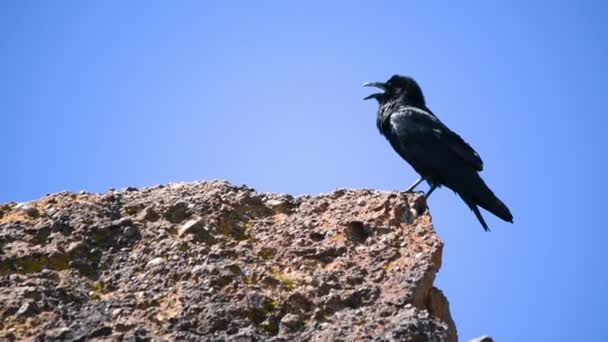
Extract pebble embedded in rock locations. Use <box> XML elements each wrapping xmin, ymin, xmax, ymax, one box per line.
<box><xmin>45</xmin><ymin>327</ymin><xmax>72</xmax><ymax>340</ymax></box>
<box><xmin>191</xmin><ymin>265</ymin><xmax>205</xmax><ymax>276</ymax></box>
<box><xmin>178</xmin><ymin>218</ymin><xmax>204</xmax><ymax>237</ymax></box>
<box><xmin>66</xmin><ymin>240</ymin><xmax>86</xmax><ymax>255</ymax></box>
<box><xmin>123</xmin><ymin>226</ymin><xmax>138</xmax><ymax>238</ymax></box>
<box><xmin>266</xmin><ymin>199</ymin><xmax>285</xmax><ymax>207</ymax></box>
<box><xmin>279</xmin><ymin>313</ymin><xmax>303</xmax><ymax>334</ymax></box>
<box><xmin>138</xmin><ymin>206</ymin><xmax>159</xmax><ymax>221</ymax></box>
<box><xmin>146</xmin><ymin>257</ymin><xmax>166</xmax><ymax>267</ymax></box>
<box><xmin>16</xmin><ymin>301</ymin><xmax>39</xmax><ymax>318</ymax></box>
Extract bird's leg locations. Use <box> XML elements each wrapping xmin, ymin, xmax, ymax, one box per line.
<box><xmin>424</xmin><ymin>184</ymin><xmax>438</xmax><ymax>199</ymax></box>
<box><xmin>405</xmin><ymin>177</ymin><xmax>425</xmax><ymax>192</ymax></box>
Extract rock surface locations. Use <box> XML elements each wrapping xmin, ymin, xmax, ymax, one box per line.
<box><xmin>0</xmin><ymin>181</ymin><xmax>457</xmax><ymax>341</ymax></box>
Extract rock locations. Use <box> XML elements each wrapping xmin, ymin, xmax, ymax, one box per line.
<box><xmin>279</xmin><ymin>313</ymin><xmax>303</xmax><ymax>335</ymax></box>
<box><xmin>101</xmin><ymin>192</ymin><xmax>116</xmax><ymax>202</ymax></box>
<box><xmin>0</xmin><ymin>180</ymin><xmax>459</xmax><ymax>341</ymax></box>
<box><xmin>15</xmin><ymin>202</ymin><xmax>39</xmax><ymax>218</ymax></box>
<box><xmin>146</xmin><ymin>257</ymin><xmax>166</xmax><ymax>267</ymax></box>
<box><xmin>178</xmin><ymin>218</ymin><xmax>204</xmax><ymax>237</ymax></box>
<box><xmin>265</xmin><ymin>199</ymin><xmax>286</xmax><ymax>208</ymax></box>
<box><xmin>89</xmin><ymin>325</ymin><xmax>112</xmax><ymax>338</ymax></box>
<box><xmin>138</xmin><ymin>206</ymin><xmax>159</xmax><ymax>221</ymax></box>
<box><xmin>178</xmin><ymin>218</ymin><xmax>216</xmax><ymax>244</ymax></box>
<box><xmin>45</xmin><ymin>327</ymin><xmax>72</xmax><ymax>340</ymax></box>
<box><xmin>164</xmin><ymin>201</ymin><xmax>190</xmax><ymax>223</ymax></box>
<box><xmin>470</xmin><ymin>336</ymin><xmax>494</xmax><ymax>342</ymax></box>
<box><xmin>46</xmin><ymin>207</ymin><xmax>58</xmax><ymax>217</ymax></box>
<box><xmin>66</xmin><ymin>240</ymin><xmax>87</xmax><ymax>255</ymax></box>
<box><xmin>191</xmin><ymin>265</ymin><xmax>205</xmax><ymax>276</ymax></box>
<box><xmin>265</xmin><ymin>198</ymin><xmax>292</xmax><ymax>213</ymax></box>
<box><xmin>16</xmin><ymin>301</ymin><xmax>39</xmax><ymax>317</ymax></box>
<box><xmin>123</xmin><ymin>226</ymin><xmax>138</xmax><ymax>238</ymax></box>
<box><xmin>115</xmin><ymin>217</ymin><xmax>133</xmax><ymax>227</ymax></box>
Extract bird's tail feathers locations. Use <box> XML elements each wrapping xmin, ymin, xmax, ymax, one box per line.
<box><xmin>476</xmin><ymin>192</ymin><xmax>513</xmax><ymax>224</ymax></box>
<box><xmin>471</xmin><ymin>176</ymin><xmax>514</xmax><ymax>224</ymax></box>
<box><xmin>457</xmin><ymin>173</ymin><xmax>513</xmax><ymax>231</ymax></box>
<box><xmin>462</xmin><ymin>198</ymin><xmax>490</xmax><ymax>232</ymax></box>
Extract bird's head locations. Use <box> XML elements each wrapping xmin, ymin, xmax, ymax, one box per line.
<box><xmin>363</xmin><ymin>75</ymin><xmax>425</xmax><ymax>106</ymax></box>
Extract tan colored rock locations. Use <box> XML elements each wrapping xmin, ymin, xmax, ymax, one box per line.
<box><xmin>0</xmin><ymin>180</ymin><xmax>461</xmax><ymax>341</ymax></box>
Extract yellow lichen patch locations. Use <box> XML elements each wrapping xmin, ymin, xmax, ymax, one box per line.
<box><xmin>246</xmin><ymin>295</ymin><xmax>277</xmax><ymax>325</ymax></box>
<box><xmin>178</xmin><ymin>242</ymin><xmax>189</xmax><ymax>252</ymax></box>
<box><xmin>382</xmin><ymin>256</ymin><xmax>408</xmax><ymax>273</ymax></box>
<box><xmin>13</xmin><ymin>252</ymin><xmax>70</xmax><ymax>274</ymax></box>
<box><xmin>48</xmin><ymin>253</ymin><xmax>70</xmax><ymax>271</ymax></box>
<box><xmin>227</xmin><ymin>264</ymin><xmax>243</xmax><ymax>275</ymax></box>
<box><xmin>330</xmin><ymin>232</ymin><xmax>346</xmax><ymax>242</ymax></box>
<box><xmin>216</xmin><ymin>218</ymin><xmax>248</xmax><ymax>240</ymax></box>
<box><xmin>382</xmin><ymin>261</ymin><xmax>393</xmax><ymax>272</ymax></box>
<box><xmin>243</xmin><ymin>275</ymin><xmax>255</xmax><ymax>285</ymax></box>
<box><xmin>314</xmin><ymin>309</ymin><xmax>329</xmax><ymax>322</ymax></box>
<box><xmin>155</xmin><ymin>290</ymin><xmax>182</xmax><ymax>322</ymax></box>
<box><xmin>270</xmin><ymin>298</ymin><xmax>280</xmax><ymax>308</ymax></box>
<box><xmin>0</xmin><ymin>260</ymin><xmax>11</xmax><ymax>276</ymax></box>
<box><xmin>257</xmin><ymin>247</ymin><xmax>277</xmax><ymax>260</ymax></box>
<box><xmin>271</xmin><ymin>269</ymin><xmax>301</xmax><ymax>291</ymax></box>
<box><xmin>215</xmin><ymin>220</ymin><xmax>228</xmax><ymax>236</ymax></box>
<box><xmin>89</xmin><ymin>281</ymin><xmax>107</xmax><ymax>301</ymax></box>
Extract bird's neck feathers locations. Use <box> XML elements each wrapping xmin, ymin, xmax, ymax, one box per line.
<box><xmin>375</xmin><ymin>95</ymin><xmax>428</xmax><ymax>134</ymax></box>
<box><xmin>399</xmin><ymin>92</ymin><xmax>426</xmax><ymax>108</ymax></box>
<box><xmin>376</xmin><ymin>99</ymin><xmax>402</xmax><ymax>133</ymax></box>
<box><xmin>377</xmin><ymin>96</ymin><xmax>424</xmax><ymax>118</ymax></box>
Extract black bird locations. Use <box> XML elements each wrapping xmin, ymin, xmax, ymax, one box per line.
<box><xmin>363</xmin><ymin>75</ymin><xmax>513</xmax><ymax>231</ymax></box>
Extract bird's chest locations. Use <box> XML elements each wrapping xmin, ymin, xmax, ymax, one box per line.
<box><xmin>378</xmin><ymin>111</ymin><xmax>421</xmax><ymax>162</ymax></box>
<box><xmin>379</xmin><ymin>112</ymin><xmax>414</xmax><ymax>143</ymax></box>
<box><xmin>377</xmin><ymin>105</ymin><xmax>401</xmax><ymax>135</ymax></box>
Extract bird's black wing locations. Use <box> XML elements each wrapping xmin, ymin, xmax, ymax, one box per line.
<box><xmin>391</xmin><ymin>107</ymin><xmax>484</xmax><ymax>172</ymax></box>
<box><xmin>387</xmin><ymin>107</ymin><xmax>512</xmax><ymax>230</ymax></box>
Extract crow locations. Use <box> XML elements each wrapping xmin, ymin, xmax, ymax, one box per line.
<box><xmin>363</xmin><ymin>75</ymin><xmax>513</xmax><ymax>231</ymax></box>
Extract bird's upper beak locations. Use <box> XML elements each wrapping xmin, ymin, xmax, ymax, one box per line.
<box><xmin>362</xmin><ymin>81</ymin><xmax>387</xmax><ymax>100</ymax></box>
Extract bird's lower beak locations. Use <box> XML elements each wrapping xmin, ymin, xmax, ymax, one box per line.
<box><xmin>362</xmin><ymin>81</ymin><xmax>387</xmax><ymax>100</ymax></box>
<box><xmin>363</xmin><ymin>93</ymin><xmax>383</xmax><ymax>100</ymax></box>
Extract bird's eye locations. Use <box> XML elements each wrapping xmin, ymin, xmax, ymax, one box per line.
<box><xmin>393</xmin><ymin>87</ymin><xmax>402</xmax><ymax>93</ymax></box>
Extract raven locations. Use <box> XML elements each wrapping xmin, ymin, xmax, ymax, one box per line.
<box><xmin>363</xmin><ymin>75</ymin><xmax>513</xmax><ymax>231</ymax></box>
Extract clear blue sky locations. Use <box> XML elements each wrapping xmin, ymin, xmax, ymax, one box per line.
<box><xmin>2</xmin><ymin>1</ymin><xmax>607</xmax><ymax>340</ymax></box>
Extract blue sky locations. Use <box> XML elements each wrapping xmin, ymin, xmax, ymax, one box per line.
<box><xmin>2</xmin><ymin>1</ymin><xmax>607</xmax><ymax>340</ymax></box>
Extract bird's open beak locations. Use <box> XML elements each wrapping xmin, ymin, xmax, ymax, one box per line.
<box><xmin>362</xmin><ymin>81</ymin><xmax>387</xmax><ymax>100</ymax></box>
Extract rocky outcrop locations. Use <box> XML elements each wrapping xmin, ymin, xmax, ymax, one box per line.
<box><xmin>0</xmin><ymin>181</ymin><xmax>456</xmax><ymax>341</ymax></box>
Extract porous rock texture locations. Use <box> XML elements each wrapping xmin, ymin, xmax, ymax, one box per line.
<box><xmin>0</xmin><ymin>181</ymin><xmax>457</xmax><ymax>341</ymax></box>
